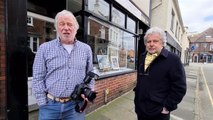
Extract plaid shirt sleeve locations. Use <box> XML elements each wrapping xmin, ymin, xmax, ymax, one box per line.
<box><xmin>32</xmin><ymin>44</ymin><xmax>47</xmax><ymax>106</ymax></box>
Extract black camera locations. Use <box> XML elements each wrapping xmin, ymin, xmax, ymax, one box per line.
<box><xmin>71</xmin><ymin>71</ymin><xmax>99</xmax><ymax>102</ymax></box>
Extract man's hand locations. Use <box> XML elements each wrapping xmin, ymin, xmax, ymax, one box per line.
<box><xmin>81</xmin><ymin>94</ymin><xmax>88</xmax><ymax>101</ymax></box>
<box><xmin>161</xmin><ymin>107</ymin><xmax>169</xmax><ymax>114</ymax></box>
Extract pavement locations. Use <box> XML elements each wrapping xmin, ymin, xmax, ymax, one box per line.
<box><xmin>86</xmin><ymin>64</ymin><xmax>200</xmax><ymax>120</ymax></box>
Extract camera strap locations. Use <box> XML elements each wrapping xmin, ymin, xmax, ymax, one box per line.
<box><xmin>75</xmin><ymin>100</ymin><xmax>88</xmax><ymax>113</ymax></box>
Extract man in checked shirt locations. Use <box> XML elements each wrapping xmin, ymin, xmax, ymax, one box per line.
<box><xmin>32</xmin><ymin>10</ymin><xmax>95</xmax><ymax>120</ymax></box>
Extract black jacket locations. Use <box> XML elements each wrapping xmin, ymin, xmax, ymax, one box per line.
<box><xmin>134</xmin><ymin>48</ymin><xmax>187</xmax><ymax>117</ymax></box>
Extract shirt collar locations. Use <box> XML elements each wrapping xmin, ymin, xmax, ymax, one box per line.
<box><xmin>56</xmin><ymin>38</ymin><xmax>78</xmax><ymax>47</ymax></box>
<box><xmin>147</xmin><ymin>52</ymin><xmax>158</xmax><ymax>57</ymax></box>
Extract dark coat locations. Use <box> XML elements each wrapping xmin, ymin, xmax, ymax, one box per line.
<box><xmin>134</xmin><ymin>48</ymin><xmax>186</xmax><ymax>117</ymax></box>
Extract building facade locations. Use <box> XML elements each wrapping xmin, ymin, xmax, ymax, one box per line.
<box><xmin>0</xmin><ymin>0</ymin><xmax>151</xmax><ymax>119</ymax></box>
<box><xmin>189</xmin><ymin>28</ymin><xmax>213</xmax><ymax>63</ymax></box>
<box><xmin>150</xmin><ymin>0</ymin><xmax>190</xmax><ymax>65</ymax></box>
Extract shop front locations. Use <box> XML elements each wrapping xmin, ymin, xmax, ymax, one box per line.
<box><xmin>1</xmin><ymin>0</ymin><xmax>150</xmax><ymax>119</ymax></box>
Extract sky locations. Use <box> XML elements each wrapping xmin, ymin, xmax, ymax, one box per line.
<box><xmin>179</xmin><ymin>0</ymin><xmax>213</xmax><ymax>33</ymax></box>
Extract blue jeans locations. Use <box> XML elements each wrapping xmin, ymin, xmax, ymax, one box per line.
<box><xmin>39</xmin><ymin>98</ymin><xmax>85</xmax><ymax>120</ymax></box>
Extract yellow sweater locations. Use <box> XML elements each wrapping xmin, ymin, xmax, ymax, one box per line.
<box><xmin>144</xmin><ymin>53</ymin><xmax>158</xmax><ymax>70</ymax></box>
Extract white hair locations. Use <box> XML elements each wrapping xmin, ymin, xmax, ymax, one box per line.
<box><xmin>144</xmin><ymin>27</ymin><xmax>167</xmax><ymax>46</ymax></box>
<box><xmin>54</xmin><ymin>10</ymin><xmax>79</xmax><ymax>31</ymax></box>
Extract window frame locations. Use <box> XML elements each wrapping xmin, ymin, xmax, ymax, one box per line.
<box><xmin>27</xmin><ymin>36</ymin><xmax>39</xmax><ymax>53</ymax></box>
<box><xmin>27</xmin><ymin>16</ymin><xmax>33</xmax><ymax>26</ymax></box>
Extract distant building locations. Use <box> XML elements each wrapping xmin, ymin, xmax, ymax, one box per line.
<box><xmin>189</xmin><ymin>27</ymin><xmax>213</xmax><ymax>63</ymax></box>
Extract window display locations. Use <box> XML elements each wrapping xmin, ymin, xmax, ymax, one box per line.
<box><xmin>111</xmin><ymin>56</ymin><xmax>119</xmax><ymax>70</ymax></box>
<box><xmin>97</xmin><ymin>55</ymin><xmax>111</xmax><ymax>71</ymax></box>
<box><xmin>87</xmin><ymin>17</ymin><xmax>135</xmax><ymax>75</ymax></box>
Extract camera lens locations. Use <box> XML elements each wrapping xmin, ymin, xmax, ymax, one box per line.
<box><xmin>84</xmin><ymin>88</ymin><xmax>97</xmax><ymax>102</ymax></box>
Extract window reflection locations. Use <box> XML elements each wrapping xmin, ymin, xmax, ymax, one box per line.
<box><xmin>76</xmin><ymin>16</ymin><xmax>83</xmax><ymax>40</ymax></box>
<box><xmin>87</xmin><ymin>17</ymin><xmax>135</xmax><ymax>75</ymax></box>
<box><xmin>88</xmin><ymin>0</ymin><xmax>109</xmax><ymax>20</ymax></box>
<box><xmin>27</xmin><ymin>15</ymin><xmax>56</xmax><ymax>77</ymax></box>
<box><xmin>112</xmin><ymin>7</ymin><xmax>125</xmax><ymax>28</ymax></box>
<box><xmin>127</xmin><ymin>17</ymin><xmax>136</xmax><ymax>33</ymax></box>
<box><xmin>122</xmin><ymin>32</ymin><xmax>135</xmax><ymax>69</ymax></box>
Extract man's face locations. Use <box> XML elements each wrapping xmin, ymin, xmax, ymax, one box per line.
<box><xmin>57</xmin><ymin>15</ymin><xmax>77</xmax><ymax>44</ymax></box>
<box><xmin>145</xmin><ymin>33</ymin><xmax>164</xmax><ymax>54</ymax></box>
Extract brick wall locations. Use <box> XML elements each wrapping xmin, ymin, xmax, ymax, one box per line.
<box><xmin>85</xmin><ymin>72</ymin><xmax>137</xmax><ymax>113</ymax></box>
<box><xmin>0</xmin><ymin>0</ymin><xmax>6</xmax><ymax>119</ymax></box>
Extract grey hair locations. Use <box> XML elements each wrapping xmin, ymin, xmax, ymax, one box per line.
<box><xmin>144</xmin><ymin>27</ymin><xmax>167</xmax><ymax>47</ymax></box>
<box><xmin>54</xmin><ymin>10</ymin><xmax>79</xmax><ymax>31</ymax></box>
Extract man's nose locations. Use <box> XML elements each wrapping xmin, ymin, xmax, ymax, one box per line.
<box><xmin>149</xmin><ymin>41</ymin><xmax>154</xmax><ymax>46</ymax></box>
<box><xmin>64</xmin><ymin>24</ymin><xmax>69</xmax><ymax>29</ymax></box>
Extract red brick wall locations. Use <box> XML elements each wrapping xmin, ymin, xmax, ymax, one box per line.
<box><xmin>27</xmin><ymin>18</ymin><xmax>56</xmax><ymax>46</ymax></box>
<box><xmin>85</xmin><ymin>72</ymin><xmax>137</xmax><ymax>113</ymax></box>
<box><xmin>0</xmin><ymin>0</ymin><xmax>6</xmax><ymax>119</ymax></box>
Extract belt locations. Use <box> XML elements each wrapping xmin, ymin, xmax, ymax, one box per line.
<box><xmin>47</xmin><ymin>94</ymin><xmax>71</xmax><ymax>103</ymax></box>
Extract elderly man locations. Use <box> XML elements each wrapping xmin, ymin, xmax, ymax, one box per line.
<box><xmin>32</xmin><ymin>10</ymin><xmax>94</xmax><ymax>120</ymax></box>
<box><xmin>134</xmin><ymin>27</ymin><xmax>186</xmax><ymax>120</ymax></box>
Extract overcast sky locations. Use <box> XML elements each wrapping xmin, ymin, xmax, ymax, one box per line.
<box><xmin>179</xmin><ymin>0</ymin><xmax>213</xmax><ymax>33</ymax></box>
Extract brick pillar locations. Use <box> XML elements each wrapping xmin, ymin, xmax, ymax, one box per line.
<box><xmin>0</xmin><ymin>0</ymin><xmax>6</xmax><ymax>119</ymax></box>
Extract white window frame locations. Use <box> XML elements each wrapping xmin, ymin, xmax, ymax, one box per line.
<box><xmin>28</xmin><ymin>36</ymin><xmax>39</xmax><ymax>53</ymax></box>
<box><xmin>27</xmin><ymin>16</ymin><xmax>33</xmax><ymax>26</ymax></box>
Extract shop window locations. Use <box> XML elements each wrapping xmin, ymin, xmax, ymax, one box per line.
<box><xmin>27</xmin><ymin>36</ymin><xmax>39</xmax><ymax>53</ymax></box>
<box><xmin>165</xmin><ymin>45</ymin><xmax>172</xmax><ymax>52</ymax></box>
<box><xmin>27</xmin><ymin>12</ymin><xmax>56</xmax><ymax>108</ymax></box>
<box><xmin>27</xmin><ymin>12</ymin><xmax>56</xmax><ymax>44</ymax></box>
<box><xmin>170</xmin><ymin>10</ymin><xmax>175</xmax><ymax>32</ymax></box>
<box><xmin>76</xmin><ymin>15</ymin><xmax>83</xmax><ymax>40</ymax></box>
<box><xmin>87</xmin><ymin>17</ymin><xmax>135</xmax><ymax>76</ymax></box>
<box><xmin>175</xmin><ymin>22</ymin><xmax>178</xmax><ymax>38</ymax></box>
<box><xmin>210</xmin><ymin>44</ymin><xmax>213</xmax><ymax>51</ymax></box>
<box><xmin>127</xmin><ymin>17</ymin><xmax>136</xmax><ymax>33</ymax></box>
<box><xmin>27</xmin><ymin>16</ymin><xmax>33</xmax><ymax>26</ymax></box>
<box><xmin>88</xmin><ymin>0</ymin><xmax>110</xmax><ymax>20</ymax></box>
<box><xmin>112</xmin><ymin>7</ymin><xmax>125</xmax><ymax>28</ymax></box>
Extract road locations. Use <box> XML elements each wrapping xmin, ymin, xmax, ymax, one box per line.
<box><xmin>198</xmin><ymin>63</ymin><xmax>213</xmax><ymax>120</ymax></box>
<box><xmin>171</xmin><ymin>63</ymin><xmax>213</xmax><ymax>120</ymax></box>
